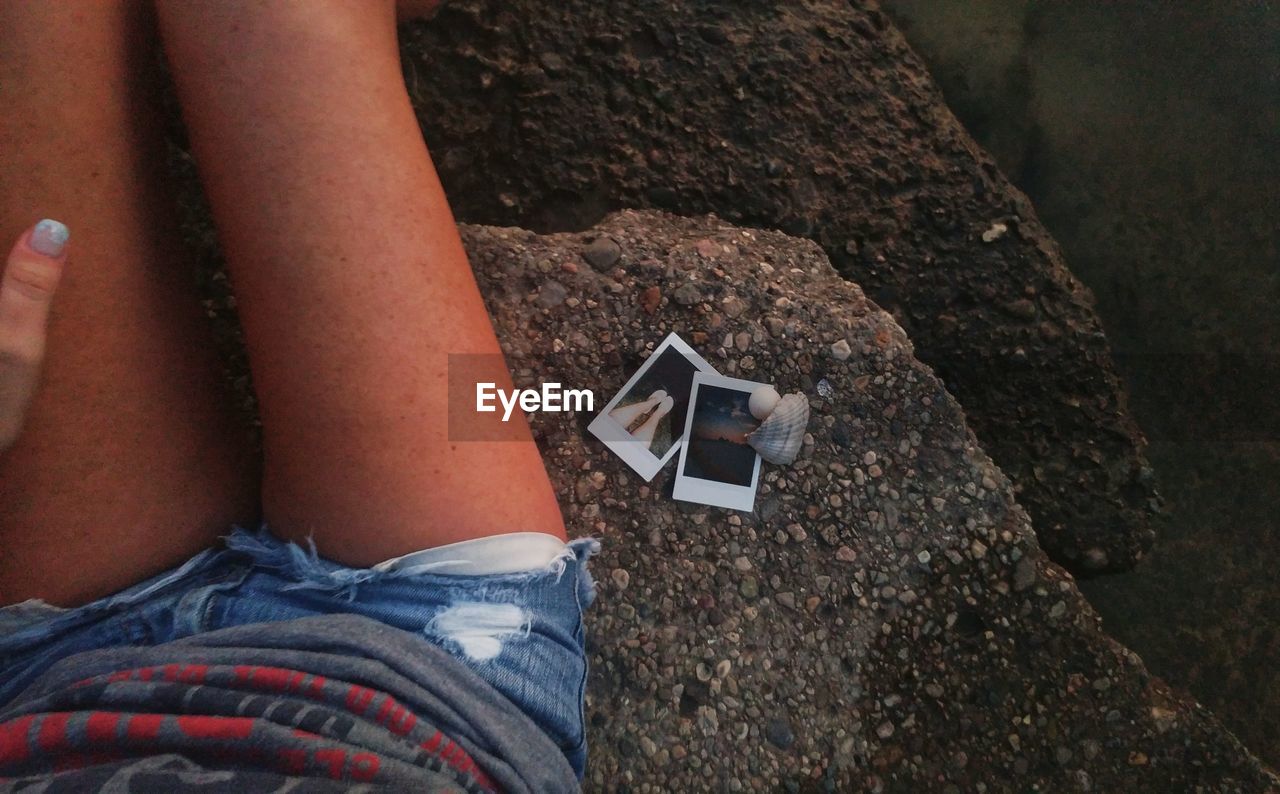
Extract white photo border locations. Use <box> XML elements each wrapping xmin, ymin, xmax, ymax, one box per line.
<box><xmin>672</xmin><ymin>371</ymin><xmax>765</xmax><ymax>512</ymax></box>
<box><xmin>587</xmin><ymin>332</ymin><xmax>718</xmax><ymax>482</ymax></box>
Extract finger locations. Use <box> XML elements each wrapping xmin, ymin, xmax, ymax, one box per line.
<box><xmin>0</xmin><ymin>219</ymin><xmax>69</xmax><ymax>364</ymax></box>
<box><xmin>0</xmin><ymin>351</ymin><xmax>39</xmax><ymax>449</ymax></box>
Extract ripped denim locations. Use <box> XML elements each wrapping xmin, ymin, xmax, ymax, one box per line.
<box><xmin>0</xmin><ymin>526</ymin><xmax>599</xmax><ymax>777</ymax></box>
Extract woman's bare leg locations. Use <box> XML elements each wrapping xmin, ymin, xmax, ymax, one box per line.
<box><xmin>155</xmin><ymin>0</ymin><xmax>565</xmax><ymax>566</ymax></box>
<box><xmin>0</xmin><ymin>0</ymin><xmax>258</xmax><ymax>606</ymax></box>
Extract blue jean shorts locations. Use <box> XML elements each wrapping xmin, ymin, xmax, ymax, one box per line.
<box><xmin>0</xmin><ymin>527</ymin><xmax>599</xmax><ymax>777</ymax></box>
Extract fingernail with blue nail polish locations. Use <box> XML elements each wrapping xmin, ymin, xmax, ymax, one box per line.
<box><xmin>30</xmin><ymin>219</ymin><xmax>70</xmax><ymax>257</ymax></box>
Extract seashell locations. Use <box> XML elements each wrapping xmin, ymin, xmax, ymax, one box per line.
<box><xmin>745</xmin><ymin>393</ymin><xmax>810</xmax><ymax>464</ymax></box>
<box><xmin>748</xmin><ymin>385</ymin><xmax>781</xmax><ymax>420</ymax></box>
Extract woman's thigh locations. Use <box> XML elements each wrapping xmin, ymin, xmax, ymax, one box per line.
<box><xmin>0</xmin><ymin>0</ymin><xmax>257</xmax><ymax>607</ymax></box>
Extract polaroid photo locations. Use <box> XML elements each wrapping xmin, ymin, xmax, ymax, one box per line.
<box><xmin>673</xmin><ymin>372</ymin><xmax>765</xmax><ymax>512</ymax></box>
<box><xmin>588</xmin><ymin>332</ymin><xmax>719</xmax><ymax>481</ymax></box>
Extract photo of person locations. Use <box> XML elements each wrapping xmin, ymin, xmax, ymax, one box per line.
<box><xmin>606</xmin><ymin>339</ymin><xmax>707</xmax><ymax>458</ymax></box>
<box><xmin>606</xmin><ymin>390</ymin><xmax>675</xmax><ymax>449</ymax></box>
<box><xmin>588</xmin><ymin>333</ymin><xmax>717</xmax><ymax>481</ymax></box>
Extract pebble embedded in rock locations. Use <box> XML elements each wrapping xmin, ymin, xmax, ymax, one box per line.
<box><xmin>534</xmin><ymin>280</ymin><xmax>568</xmax><ymax>308</ymax></box>
<box><xmin>538</xmin><ymin>52</ymin><xmax>567</xmax><ymax>75</ymax></box>
<box><xmin>981</xmin><ymin>221</ymin><xmax>1008</xmax><ymax>242</ymax></box>
<box><xmin>721</xmin><ymin>295</ymin><xmax>748</xmax><ymax>317</ymax></box>
<box><xmin>1013</xmin><ymin>555</ymin><xmax>1037</xmax><ymax>591</ymax></box>
<box><xmin>764</xmin><ymin>718</ymin><xmax>795</xmax><ymax>750</ymax></box>
<box><xmin>583</xmin><ymin>236</ymin><xmax>622</xmax><ymax>270</ymax></box>
<box><xmin>640</xmin><ymin>285</ymin><xmax>661</xmax><ymax>315</ymax></box>
<box><xmin>876</xmin><ymin>720</ymin><xmax>895</xmax><ymax>739</ymax></box>
<box><xmin>672</xmin><ymin>282</ymin><xmax>703</xmax><ymax>306</ymax></box>
<box><xmin>831</xmin><ymin>339</ymin><xmax>852</xmax><ymax>360</ymax></box>
<box><xmin>639</xmin><ymin>735</ymin><xmax>658</xmax><ymax>758</ymax></box>
<box><xmin>1083</xmin><ymin>547</ymin><xmax>1110</xmax><ymax>571</ymax></box>
<box><xmin>697</xmin><ymin>707</ymin><xmax>719</xmax><ymax>737</ymax></box>
<box><xmin>832</xmin><ymin>420</ymin><xmax>852</xmax><ymax>446</ymax></box>
<box><xmin>1003</xmin><ymin>298</ymin><xmax>1036</xmax><ymax>321</ymax></box>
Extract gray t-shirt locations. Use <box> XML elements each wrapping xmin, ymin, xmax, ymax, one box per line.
<box><xmin>0</xmin><ymin>614</ymin><xmax>578</xmax><ymax>792</ymax></box>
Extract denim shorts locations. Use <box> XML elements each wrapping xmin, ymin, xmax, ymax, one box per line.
<box><xmin>0</xmin><ymin>527</ymin><xmax>599</xmax><ymax>777</ymax></box>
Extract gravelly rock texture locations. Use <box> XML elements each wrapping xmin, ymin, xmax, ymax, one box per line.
<box><xmin>464</xmin><ymin>210</ymin><xmax>1273</xmax><ymax>791</ymax></box>
<box><xmin>399</xmin><ymin>0</ymin><xmax>1159</xmax><ymax>575</ymax></box>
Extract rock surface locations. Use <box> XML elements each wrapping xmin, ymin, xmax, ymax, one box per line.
<box><xmin>398</xmin><ymin>0</ymin><xmax>1159</xmax><ymax>574</ymax></box>
<box><xmin>464</xmin><ymin>210</ymin><xmax>1274</xmax><ymax>791</ymax></box>
<box><xmin>882</xmin><ymin>1</ymin><xmax>1280</xmax><ymax>764</ymax></box>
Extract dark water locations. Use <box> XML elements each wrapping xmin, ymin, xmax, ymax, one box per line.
<box><xmin>684</xmin><ymin>438</ymin><xmax>757</xmax><ymax>485</ymax></box>
<box><xmin>884</xmin><ymin>0</ymin><xmax>1280</xmax><ymax>764</ymax></box>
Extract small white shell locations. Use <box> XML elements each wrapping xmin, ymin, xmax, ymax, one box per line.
<box><xmin>745</xmin><ymin>393</ymin><xmax>810</xmax><ymax>464</ymax></box>
<box><xmin>748</xmin><ymin>385</ymin><xmax>781</xmax><ymax>420</ymax></box>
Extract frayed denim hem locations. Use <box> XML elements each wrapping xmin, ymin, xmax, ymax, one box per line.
<box><xmin>222</xmin><ymin>526</ymin><xmax>601</xmax><ymax>606</ymax></box>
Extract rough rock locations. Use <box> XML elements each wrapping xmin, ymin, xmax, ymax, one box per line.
<box><xmin>399</xmin><ymin>0</ymin><xmax>1159</xmax><ymax>574</ymax></box>
<box><xmin>882</xmin><ymin>2</ymin><xmax>1280</xmax><ymax>764</ymax></box>
<box><xmin>463</xmin><ymin>210</ymin><xmax>1273</xmax><ymax>791</ymax></box>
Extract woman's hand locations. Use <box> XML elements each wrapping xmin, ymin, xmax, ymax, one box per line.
<box><xmin>0</xmin><ymin>220</ymin><xmax>67</xmax><ymax>453</ymax></box>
